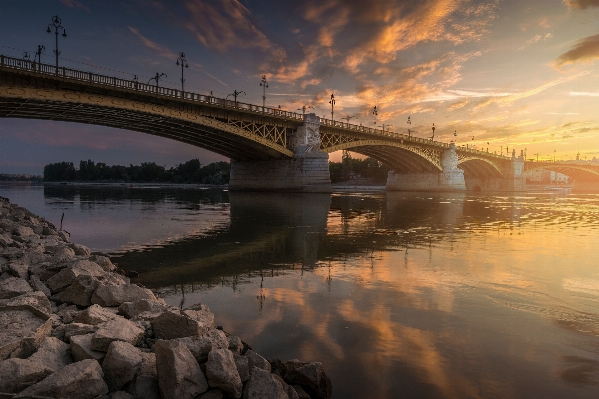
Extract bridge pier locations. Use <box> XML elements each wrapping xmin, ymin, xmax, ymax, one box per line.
<box><xmin>464</xmin><ymin>153</ymin><xmax>526</xmax><ymax>192</ymax></box>
<box><xmin>228</xmin><ymin>114</ymin><xmax>332</xmax><ymax>193</ymax></box>
<box><xmin>386</xmin><ymin>143</ymin><xmax>466</xmax><ymax>192</ymax></box>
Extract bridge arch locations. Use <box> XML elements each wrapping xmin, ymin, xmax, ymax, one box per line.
<box><xmin>457</xmin><ymin>156</ymin><xmax>504</xmax><ymax>178</ymax></box>
<box><xmin>322</xmin><ymin>140</ymin><xmax>443</xmax><ymax>173</ymax></box>
<box><xmin>524</xmin><ymin>164</ymin><xmax>599</xmax><ymax>182</ymax></box>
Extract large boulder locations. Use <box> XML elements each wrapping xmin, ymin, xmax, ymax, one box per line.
<box><xmin>102</xmin><ymin>341</ymin><xmax>143</xmax><ymax>391</ymax></box>
<box><xmin>0</xmin><ymin>358</ymin><xmax>54</xmax><ymax>393</ymax></box>
<box><xmin>0</xmin><ymin>308</ymin><xmax>51</xmax><ymax>360</ymax></box>
<box><xmin>2</xmin><ymin>290</ymin><xmax>52</xmax><ymax>316</ymax></box>
<box><xmin>46</xmin><ymin>260</ymin><xmax>105</xmax><ymax>293</ymax></box>
<box><xmin>118</xmin><ymin>299</ymin><xmax>169</xmax><ymax>319</ymax></box>
<box><xmin>176</xmin><ymin>329</ymin><xmax>229</xmax><ymax>363</ymax></box>
<box><xmin>206</xmin><ymin>348</ymin><xmax>243</xmax><ymax>398</ymax></box>
<box><xmin>181</xmin><ymin>308</ymin><xmax>215</xmax><ymax>330</ymax></box>
<box><xmin>154</xmin><ymin>339</ymin><xmax>208</xmax><ymax>399</ymax></box>
<box><xmin>14</xmin><ymin>359</ymin><xmax>108</xmax><ymax>399</ymax></box>
<box><xmin>242</xmin><ymin>366</ymin><xmax>289</xmax><ymax>399</ymax></box>
<box><xmin>152</xmin><ymin>310</ymin><xmax>209</xmax><ymax>340</ymax></box>
<box><xmin>0</xmin><ymin>277</ymin><xmax>33</xmax><ymax>299</ymax></box>
<box><xmin>245</xmin><ymin>349</ymin><xmax>271</xmax><ymax>373</ymax></box>
<box><xmin>91</xmin><ymin>284</ymin><xmax>157</xmax><ymax>307</ymax></box>
<box><xmin>271</xmin><ymin>360</ymin><xmax>332</xmax><ymax>399</ymax></box>
<box><xmin>28</xmin><ymin>336</ymin><xmax>72</xmax><ymax>371</ymax></box>
<box><xmin>53</xmin><ymin>322</ymin><xmax>98</xmax><ymax>342</ymax></box>
<box><xmin>234</xmin><ymin>354</ymin><xmax>251</xmax><ymax>382</ymax></box>
<box><xmin>126</xmin><ymin>352</ymin><xmax>160</xmax><ymax>399</ymax></box>
<box><xmin>70</xmin><ymin>333</ymin><xmax>105</xmax><ymax>363</ymax></box>
<box><xmin>29</xmin><ymin>275</ymin><xmax>51</xmax><ymax>297</ymax></box>
<box><xmin>6</xmin><ymin>260</ymin><xmax>28</xmax><ymax>279</ymax></box>
<box><xmin>73</xmin><ymin>304</ymin><xmax>121</xmax><ymax>325</ymax></box>
<box><xmin>91</xmin><ymin>319</ymin><xmax>145</xmax><ymax>352</ymax></box>
<box><xmin>53</xmin><ymin>275</ymin><xmax>101</xmax><ymax>307</ymax></box>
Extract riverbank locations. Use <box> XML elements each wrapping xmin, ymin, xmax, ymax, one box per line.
<box><xmin>0</xmin><ymin>196</ymin><xmax>331</xmax><ymax>399</ymax></box>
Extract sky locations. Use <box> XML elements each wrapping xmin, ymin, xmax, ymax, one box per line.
<box><xmin>1</xmin><ymin>0</ymin><xmax>599</xmax><ymax>174</ymax></box>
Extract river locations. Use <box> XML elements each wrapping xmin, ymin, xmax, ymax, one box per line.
<box><xmin>1</xmin><ymin>182</ymin><xmax>598</xmax><ymax>399</ymax></box>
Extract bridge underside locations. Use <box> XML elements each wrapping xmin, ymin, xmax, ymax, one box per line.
<box><xmin>347</xmin><ymin>145</ymin><xmax>441</xmax><ymax>173</ymax></box>
<box><xmin>0</xmin><ymin>97</ymin><xmax>289</xmax><ymax>161</ymax></box>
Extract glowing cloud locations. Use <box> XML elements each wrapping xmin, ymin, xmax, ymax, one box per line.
<box><xmin>555</xmin><ymin>33</ymin><xmax>599</xmax><ymax>67</ymax></box>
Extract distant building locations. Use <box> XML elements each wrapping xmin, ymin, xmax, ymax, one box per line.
<box><xmin>525</xmin><ymin>169</ymin><xmax>569</xmax><ymax>184</ymax></box>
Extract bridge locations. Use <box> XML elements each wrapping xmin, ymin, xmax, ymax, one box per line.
<box><xmin>1</xmin><ymin>54</ymin><xmax>598</xmax><ymax>193</ymax></box>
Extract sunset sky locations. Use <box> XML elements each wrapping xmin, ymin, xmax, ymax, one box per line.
<box><xmin>1</xmin><ymin>0</ymin><xmax>599</xmax><ymax>174</ymax></box>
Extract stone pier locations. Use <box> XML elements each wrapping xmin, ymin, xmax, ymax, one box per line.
<box><xmin>464</xmin><ymin>152</ymin><xmax>526</xmax><ymax>192</ymax></box>
<box><xmin>386</xmin><ymin>143</ymin><xmax>466</xmax><ymax>192</ymax></box>
<box><xmin>228</xmin><ymin>114</ymin><xmax>332</xmax><ymax>193</ymax></box>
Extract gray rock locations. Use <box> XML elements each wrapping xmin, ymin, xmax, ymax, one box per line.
<box><xmin>125</xmin><ymin>352</ymin><xmax>160</xmax><ymax>399</ymax></box>
<box><xmin>277</xmin><ymin>360</ymin><xmax>332</xmax><ymax>399</ymax></box>
<box><xmin>92</xmin><ymin>284</ymin><xmax>157</xmax><ymax>307</ymax></box>
<box><xmin>234</xmin><ymin>354</ymin><xmax>251</xmax><ymax>382</ymax></box>
<box><xmin>28</xmin><ymin>336</ymin><xmax>72</xmax><ymax>371</ymax></box>
<box><xmin>73</xmin><ymin>304</ymin><xmax>121</xmax><ymax>325</ymax></box>
<box><xmin>2</xmin><ymin>290</ymin><xmax>52</xmax><ymax>316</ymax></box>
<box><xmin>0</xmin><ymin>277</ymin><xmax>33</xmax><ymax>299</ymax></box>
<box><xmin>102</xmin><ymin>341</ymin><xmax>143</xmax><ymax>391</ymax></box>
<box><xmin>7</xmin><ymin>260</ymin><xmax>28</xmax><ymax>279</ymax></box>
<box><xmin>272</xmin><ymin>375</ymin><xmax>300</xmax><ymax>399</ymax></box>
<box><xmin>69</xmin><ymin>243</ymin><xmax>91</xmax><ymax>256</ymax></box>
<box><xmin>292</xmin><ymin>385</ymin><xmax>310</xmax><ymax>399</ymax></box>
<box><xmin>245</xmin><ymin>349</ymin><xmax>271</xmax><ymax>373</ymax></box>
<box><xmin>90</xmin><ymin>255</ymin><xmax>116</xmax><ymax>272</ymax></box>
<box><xmin>46</xmin><ymin>260</ymin><xmax>105</xmax><ymax>293</ymax></box>
<box><xmin>228</xmin><ymin>335</ymin><xmax>243</xmax><ymax>354</ymax></box>
<box><xmin>206</xmin><ymin>348</ymin><xmax>243</xmax><ymax>398</ymax></box>
<box><xmin>91</xmin><ymin>319</ymin><xmax>145</xmax><ymax>352</ymax></box>
<box><xmin>29</xmin><ymin>275</ymin><xmax>51</xmax><ymax>296</ymax></box>
<box><xmin>151</xmin><ymin>310</ymin><xmax>207</xmax><ymax>340</ymax></box>
<box><xmin>241</xmin><ymin>367</ymin><xmax>289</xmax><ymax>399</ymax></box>
<box><xmin>110</xmin><ymin>391</ymin><xmax>135</xmax><ymax>399</ymax></box>
<box><xmin>0</xmin><ymin>308</ymin><xmax>51</xmax><ymax>360</ymax></box>
<box><xmin>56</xmin><ymin>303</ymin><xmax>80</xmax><ymax>324</ymax></box>
<box><xmin>57</xmin><ymin>230</ymin><xmax>70</xmax><ymax>242</ymax></box>
<box><xmin>12</xmin><ymin>225</ymin><xmax>34</xmax><ymax>237</ymax></box>
<box><xmin>118</xmin><ymin>299</ymin><xmax>169</xmax><ymax>319</ymax></box>
<box><xmin>14</xmin><ymin>359</ymin><xmax>108</xmax><ymax>399</ymax></box>
<box><xmin>176</xmin><ymin>329</ymin><xmax>229</xmax><ymax>363</ymax></box>
<box><xmin>198</xmin><ymin>389</ymin><xmax>225</xmax><ymax>399</ymax></box>
<box><xmin>154</xmin><ymin>339</ymin><xmax>208</xmax><ymax>399</ymax></box>
<box><xmin>55</xmin><ymin>322</ymin><xmax>98</xmax><ymax>342</ymax></box>
<box><xmin>0</xmin><ymin>358</ymin><xmax>54</xmax><ymax>393</ymax></box>
<box><xmin>181</xmin><ymin>308</ymin><xmax>215</xmax><ymax>330</ymax></box>
<box><xmin>70</xmin><ymin>333</ymin><xmax>105</xmax><ymax>362</ymax></box>
<box><xmin>54</xmin><ymin>275</ymin><xmax>101</xmax><ymax>307</ymax></box>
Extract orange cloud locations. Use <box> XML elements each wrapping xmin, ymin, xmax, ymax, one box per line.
<box><xmin>59</xmin><ymin>0</ymin><xmax>90</xmax><ymax>12</ymax></box>
<box><xmin>128</xmin><ymin>27</ymin><xmax>177</xmax><ymax>60</ymax></box>
<box><xmin>555</xmin><ymin>33</ymin><xmax>599</xmax><ymax>67</ymax></box>
<box><xmin>563</xmin><ymin>0</ymin><xmax>599</xmax><ymax>8</ymax></box>
<box><xmin>184</xmin><ymin>0</ymin><xmax>272</xmax><ymax>51</ymax></box>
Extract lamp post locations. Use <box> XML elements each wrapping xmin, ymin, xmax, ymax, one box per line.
<box><xmin>260</xmin><ymin>75</ymin><xmax>268</xmax><ymax>112</ymax></box>
<box><xmin>297</xmin><ymin>105</ymin><xmax>314</xmax><ymax>115</ymax></box>
<box><xmin>175</xmin><ymin>52</ymin><xmax>189</xmax><ymax>93</ymax></box>
<box><xmin>431</xmin><ymin>123</ymin><xmax>435</xmax><ymax>140</ymax></box>
<box><xmin>34</xmin><ymin>45</ymin><xmax>45</xmax><ymax>64</ymax></box>
<box><xmin>342</xmin><ymin>115</ymin><xmax>356</xmax><ymax>123</ymax></box>
<box><xmin>382</xmin><ymin>124</ymin><xmax>393</xmax><ymax>133</ymax></box>
<box><xmin>407</xmin><ymin>115</ymin><xmax>412</xmax><ymax>137</ymax></box>
<box><xmin>553</xmin><ymin>149</ymin><xmax>556</xmax><ymax>162</ymax></box>
<box><xmin>46</xmin><ymin>15</ymin><xmax>66</xmax><ymax>71</ymax></box>
<box><xmin>227</xmin><ymin>90</ymin><xmax>246</xmax><ymax>107</ymax></box>
<box><xmin>373</xmin><ymin>106</ymin><xmax>378</xmax><ymax>127</ymax></box>
<box><xmin>148</xmin><ymin>72</ymin><xmax>167</xmax><ymax>88</ymax></box>
<box><xmin>329</xmin><ymin>94</ymin><xmax>335</xmax><ymax>120</ymax></box>
<box><xmin>19</xmin><ymin>52</ymin><xmax>30</xmax><ymax>67</ymax></box>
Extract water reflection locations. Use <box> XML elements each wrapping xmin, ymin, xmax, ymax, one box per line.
<box><xmin>2</xmin><ymin>182</ymin><xmax>599</xmax><ymax>399</ymax></box>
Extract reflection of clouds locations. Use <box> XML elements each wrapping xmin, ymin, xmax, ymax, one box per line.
<box><xmin>558</xmin><ymin>356</ymin><xmax>599</xmax><ymax>387</ymax></box>
<box><xmin>562</xmin><ymin>277</ymin><xmax>599</xmax><ymax>296</ymax></box>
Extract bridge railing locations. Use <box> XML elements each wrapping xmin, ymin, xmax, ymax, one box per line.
<box><xmin>1</xmin><ymin>54</ymin><xmax>508</xmax><ymax>159</ymax></box>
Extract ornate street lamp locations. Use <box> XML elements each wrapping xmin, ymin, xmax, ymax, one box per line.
<box><xmin>329</xmin><ymin>94</ymin><xmax>335</xmax><ymax>120</ymax></box>
<box><xmin>342</xmin><ymin>115</ymin><xmax>356</xmax><ymax>123</ymax></box>
<box><xmin>260</xmin><ymin>75</ymin><xmax>268</xmax><ymax>111</ymax></box>
<box><xmin>175</xmin><ymin>52</ymin><xmax>189</xmax><ymax>93</ymax></box>
<box><xmin>148</xmin><ymin>72</ymin><xmax>167</xmax><ymax>88</ymax></box>
<box><xmin>46</xmin><ymin>15</ymin><xmax>66</xmax><ymax>71</ymax></box>
<box><xmin>373</xmin><ymin>106</ymin><xmax>378</xmax><ymax>127</ymax></box>
<box><xmin>431</xmin><ymin>123</ymin><xmax>435</xmax><ymax>140</ymax></box>
<box><xmin>227</xmin><ymin>90</ymin><xmax>246</xmax><ymax>107</ymax></box>
<box><xmin>297</xmin><ymin>105</ymin><xmax>314</xmax><ymax>115</ymax></box>
<box><xmin>34</xmin><ymin>45</ymin><xmax>45</xmax><ymax>64</ymax></box>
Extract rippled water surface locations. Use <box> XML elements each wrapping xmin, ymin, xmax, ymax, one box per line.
<box><xmin>2</xmin><ymin>182</ymin><xmax>599</xmax><ymax>399</ymax></box>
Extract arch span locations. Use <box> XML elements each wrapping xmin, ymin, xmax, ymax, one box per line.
<box><xmin>457</xmin><ymin>157</ymin><xmax>504</xmax><ymax>178</ymax></box>
<box><xmin>525</xmin><ymin>164</ymin><xmax>599</xmax><ymax>182</ymax></box>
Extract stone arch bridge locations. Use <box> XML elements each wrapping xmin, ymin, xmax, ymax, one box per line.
<box><xmin>1</xmin><ymin>55</ymin><xmax>598</xmax><ymax>192</ymax></box>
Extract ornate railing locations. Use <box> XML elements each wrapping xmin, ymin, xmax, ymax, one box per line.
<box><xmin>0</xmin><ymin>54</ymin><xmax>508</xmax><ymax>160</ymax></box>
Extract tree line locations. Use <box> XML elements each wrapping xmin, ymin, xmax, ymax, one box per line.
<box><xmin>329</xmin><ymin>152</ymin><xmax>389</xmax><ymax>183</ymax></box>
<box><xmin>43</xmin><ymin>159</ymin><xmax>230</xmax><ymax>184</ymax></box>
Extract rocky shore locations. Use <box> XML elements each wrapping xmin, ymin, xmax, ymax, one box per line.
<box><xmin>0</xmin><ymin>196</ymin><xmax>332</xmax><ymax>399</ymax></box>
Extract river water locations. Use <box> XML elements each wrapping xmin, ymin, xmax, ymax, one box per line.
<box><xmin>1</xmin><ymin>182</ymin><xmax>598</xmax><ymax>399</ymax></box>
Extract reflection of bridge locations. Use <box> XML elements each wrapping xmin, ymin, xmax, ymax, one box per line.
<box><xmin>2</xmin><ymin>55</ymin><xmax>598</xmax><ymax>192</ymax></box>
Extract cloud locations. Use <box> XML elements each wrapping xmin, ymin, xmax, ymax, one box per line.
<box><xmin>128</xmin><ymin>27</ymin><xmax>177</xmax><ymax>60</ymax></box>
<box><xmin>518</xmin><ymin>33</ymin><xmax>553</xmax><ymax>50</ymax></box>
<box><xmin>563</xmin><ymin>0</ymin><xmax>599</xmax><ymax>9</ymax></box>
<box><xmin>59</xmin><ymin>0</ymin><xmax>90</xmax><ymax>12</ymax></box>
<box><xmin>184</xmin><ymin>0</ymin><xmax>272</xmax><ymax>51</ymax></box>
<box><xmin>555</xmin><ymin>33</ymin><xmax>599</xmax><ymax>67</ymax></box>
<box><xmin>569</xmin><ymin>91</ymin><xmax>599</xmax><ymax>96</ymax></box>
<box><xmin>473</xmin><ymin>71</ymin><xmax>591</xmax><ymax>110</ymax></box>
